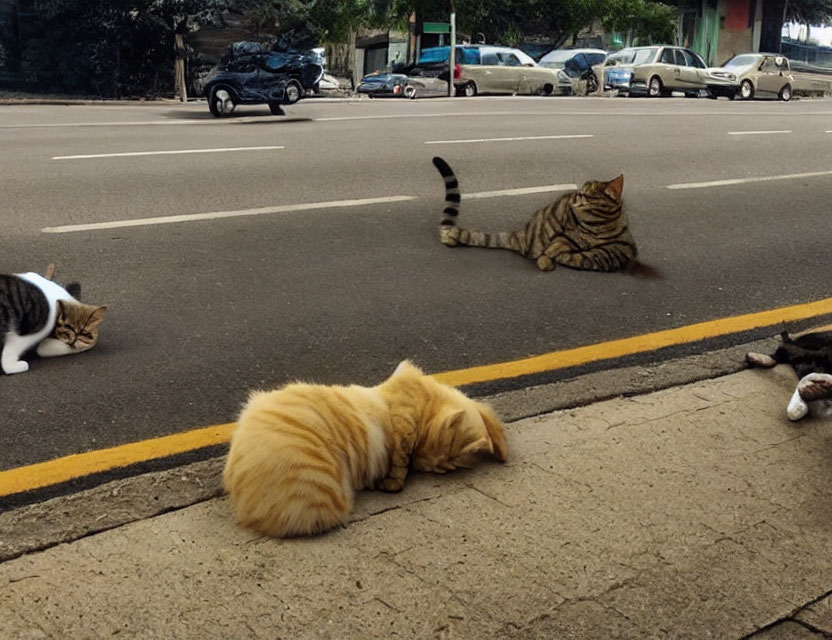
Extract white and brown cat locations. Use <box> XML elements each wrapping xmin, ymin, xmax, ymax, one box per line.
<box><xmin>0</xmin><ymin>265</ymin><xmax>107</xmax><ymax>374</ymax></box>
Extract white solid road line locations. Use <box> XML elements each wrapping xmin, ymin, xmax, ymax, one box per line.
<box><xmin>425</xmin><ymin>134</ymin><xmax>594</xmax><ymax>145</ymax></box>
<box><xmin>41</xmin><ymin>184</ymin><xmax>576</xmax><ymax>234</ymax></box>
<box><xmin>52</xmin><ymin>146</ymin><xmax>286</xmax><ymax>160</ymax></box>
<box><xmin>466</xmin><ymin>185</ymin><xmax>576</xmax><ymax>198</ymax></box>
<box><xmin>667</xmin><ymin>169</ymin><xmax>832</xmax><ymax>190</ymax></box>
<box><xmin>727</xmin><ymin>130</ymin><xmax>792</xmax><ymax>135</ymax></box>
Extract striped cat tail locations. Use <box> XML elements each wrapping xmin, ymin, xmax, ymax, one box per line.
<box><xmin>432</xmin><ymin>156</ymin><xmax>461</xmax><ymax>227</ymax></box>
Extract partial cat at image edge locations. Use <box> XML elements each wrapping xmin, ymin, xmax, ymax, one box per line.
<box><xmin>746</xmin><ymin>328</ymin><xmax>832</xmax><ymax>421</ymax></box>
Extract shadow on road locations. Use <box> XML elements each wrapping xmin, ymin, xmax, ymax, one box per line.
<box><xmin>162</xmin><ymin>110</ymin><xmax>312</xmax><ymax>124</ymax></box>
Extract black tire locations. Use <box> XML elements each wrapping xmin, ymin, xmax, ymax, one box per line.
<box><xmin>208</xmin><ymin>87</ymin><xmax>236</xmax><ymax>117</ymax></box>
<box><xmin>728</xmin><ymin>90</ymin><xmax>737</xmax><ymax>100</ymax></box>
<box><xmin>542</xmin><ymin>83</ymin><xmax>554</xmax><ymax>96</ymax></box>
<box><xmin>404</xmin><ymin>85</ymin><xmax>417</xmax><ymax>99</ymax></box>
<box><xmin>463</xmin><ymin>81</ymin><xmax>477</xmax><ymax>97</ymax></box>
<box><xmin>648</xmin><ymin>75</ymin><xmax>663</xmax><ymax>98</ymax></box>
<box><xmin>779</xmin><ymin>84</ymin><xmax>793</xmax><ymax>102</ymax></box>
<box><xmin>268</xmin><ymin>102</ymin><xmax>285</xmax><ymax>115</ymax></box>
<box><xmin>740</xmin><ymin>79</ymin><xmax>754</xmax><ymax>100</ymax></box>
<box><xmin>283</xmin><ymin>79</ymin><xmax>303</xmax><ymax>105</ymax></box>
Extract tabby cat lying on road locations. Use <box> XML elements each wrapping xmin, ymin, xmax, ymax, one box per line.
<box><xmin>432</xmin><ymin>156</ymin><xmax>658</xmax><ymax>277</ymax></box>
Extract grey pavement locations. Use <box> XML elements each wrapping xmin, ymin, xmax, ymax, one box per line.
<box><xmin>3</xmin><ymin>361</ymin><xmax>832</xmax><ymax>639</ymax></box>
<box><xmin>7</xmin><ymin>96</ymin><xmax>832</xmax><ymax>473</ymax></box>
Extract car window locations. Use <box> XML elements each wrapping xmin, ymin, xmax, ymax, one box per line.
<box><xmin>481</xmin><ymin>52</ymin><xmax>498</xmax><ymax>65</ymax></box>
<box><xmin>686</xmin><ymin>50</ymin><xmax>707</xmax><ymax>68</ymax></box>
<box><xmin>660</xmin><ymin>48</ymin><xmax>676</xmax><ymax>64</ymax></box>
<box><xmin>673</xmin><ymin>50</ymin><xmax>686</xmax><ymax>65</ymax></box>
<box><xmin>760</xmin><ymin>57</ymin><xmax>776</xmax><ymax>72</ymax></box>
<box><xmin>499</xmin><ymin>53</ymin><xmax>522</xmax><ymax>67</ymax></box>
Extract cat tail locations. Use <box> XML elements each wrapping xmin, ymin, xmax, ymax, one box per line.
<box><xmin>432</xmin><ymin>156</ymin><xmax>461</xmax><ymax>228</ymax></box>
<box><xmin>432</xmin><ymin>157</ymin><xmax>525</xmax><ymax>251</ymax></box>
<box><xmin>224</xmin><ymin>393</ymin><xmax>354</xmax><ymax>537</ymax></box>
<box><xmin>623</xmin><ymin>259</ymin><xmax>661</xmax><ymax>279</ymax></box>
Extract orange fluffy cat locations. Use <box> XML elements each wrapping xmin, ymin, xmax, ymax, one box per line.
<box><xmin>223</xmin><ymin>360</ymin><xmax>508</xmax><ymax>537</ymax></box>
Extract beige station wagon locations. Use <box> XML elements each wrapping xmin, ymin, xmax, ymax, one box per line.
<box><xmin>604</xmin><ymin>45</ymin><xmax>739</xmax><ymax>98</ymax></box>
<box><xmin>418</xmin><ymin>45</ymin><xmax>558</xmax><ymax>96</ymax></box>
<box><xmin>717</xmin><ymin>53</ymin><xmax>794</xmax><ymax>101</ymax></box>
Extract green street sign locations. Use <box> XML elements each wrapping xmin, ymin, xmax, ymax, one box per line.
<box><xmin>423</xmin><ymin>22</ymin><xmax>450</xmax><ymax>34</ymax></box>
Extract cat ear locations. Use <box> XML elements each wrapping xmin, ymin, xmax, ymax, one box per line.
<box><xmin>604</xmin><ymin>175</ymin><xmax>624</xmax><ymax>201</ymax></box>
<box><xmin>56</xmin><ymin>300</ymin><xmax>69</xmax><ymax>319</ymax></box>
<box><xmin>478</xmin><ymin>405</ymin><xmax>508</xmax><ymax>462</ymax></box>
<box><xmin>393</xmin><ymin>359</ymin><xmax>423</xmax><ymax>377</ymax></box>
<box><xmin>86</xmin><ymin>306</ymin><xmax>108</xmax><ymax>327</ymax></box>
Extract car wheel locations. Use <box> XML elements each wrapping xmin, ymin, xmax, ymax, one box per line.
<box><xmin>706</xmin><ymin>89</ymin><xmax>718</xmax><ymax>99</ymax></box>
<box><xmin>209</xmin><ymin>88</ymin><xmax>236</xmax><ymax>117</ymax></box>
<box><xmin>268</xmin><ymin>102</ymin><xmax>285</xmax><ymax>115</ymax></box>
<box><xmin>283</xmin><ymin>79</ymin><xmax>303</xmax><ymax>105</ymax></box>
<box><xmin>463</xmin><ymin>81</ymin><xmax>477</xmax><ymax>97</ymax></box>
<box><xmin>405</xmin><ymin>85</ymin><xmax>417</xmax><ymax>99</ymax></box>
<box><xmin>740</xmin><ymin>79</ymin><xmax>754</xmax><ymax>100</ymax></box>
<box><xmin>779</xmin><ymin>84</ymin><xmax>792</xmax><ymax>101</ymax></box>
<box><xmin>648</xmin><ymin>76</ymin><xmax>663</xmax><ymax>97</ymax></box>
<box><xmin>728</xmin><ymin>90</ymin><xmax>737</xmax><ymax>100</ymax></box>
<box><xmin>542</xmin><ymin>83</ymin><xmax>554</xmax><ymax>96</ymax></box>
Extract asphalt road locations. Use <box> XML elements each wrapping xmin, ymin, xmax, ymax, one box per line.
<box><xmin>3</xmin><ymin>95</ymin><xmax>832</xmax><ymax>472</ymax></box>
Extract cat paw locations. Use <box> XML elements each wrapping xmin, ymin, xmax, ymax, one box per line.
<box><xmin>377</xmin><ymin>477</ymin><xmax>404</xmax><ymax>493</ymax></box>
<box><xmin>797</xmin><ymin>373</ymin><xmax>832</xmax><ymax>402</ymax></box>
<box><xmin>2</xmin><ymin>360</ymin><xmax>29</xmax><ymax>375</ymax></box>
<box><xmin>536</xmin><ymin>255</ymin><xmax>555</xmax><ymax>271</ymax></box>
<box><xmin>746</xmin><ymin>352</ymin><xmax>777</xmax><ymax>368</ymax></box>
<box><xmin>787</xmin><ymin>394</ymin><xmax>810</xmax><ymax>421</ymax></box>
<box><xmin>439</xmin><ymin>226</ymin><xmax>459</xmax><ymax>246</ymax></box>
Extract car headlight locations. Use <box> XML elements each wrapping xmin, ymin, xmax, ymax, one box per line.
<box><xmin>710</xmin><ymin>71</ymin><xmax>737</xmax><ymax>81</ymax></box>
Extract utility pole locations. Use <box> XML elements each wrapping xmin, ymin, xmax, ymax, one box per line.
<box><xmin>448</xmin><ymin>9</ymin><xmax>456</xmax><ymax>96</ymax></box>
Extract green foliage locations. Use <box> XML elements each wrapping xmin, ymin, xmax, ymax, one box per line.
<box><xmin>785</xmin><ymin>0</ymin><xmax>832</xmax><ymax>27</ymax></box>
<box><xmin>19</xmin><ymin>0</ymin><xmax>230</xmax><ymax>96</ymax></box>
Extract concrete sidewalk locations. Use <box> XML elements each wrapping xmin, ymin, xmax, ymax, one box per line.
<box><xmin>2</xmin><ymin>364</ymin><xmax>832</xmax><ymax>639</ymax></box>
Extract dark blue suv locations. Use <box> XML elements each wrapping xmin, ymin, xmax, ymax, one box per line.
<box><xmin>202</xmin><ymin>42</ymin><xmax>324</xmax><ymax>117</ymax></box>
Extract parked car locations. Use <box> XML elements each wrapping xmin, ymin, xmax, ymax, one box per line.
<box><xmin>418</xmin><ymin>45</ymin><xmax>559</xmax><ymax>96</ymax></box>
<box><xmin>538</xmin><ymin>48</ymin><xmax>607</xmax><ymax>95</ymax></box>
<box><xmin>603</xmin><ymin>45</ymin><xmax>739</xmax><ymax>98</ymax></box>
<box><xmin>357</xmin><ymin>63</ymin><xmax>449</xmax><ymax>99</ymax></box>
<box><xmin>203</xmin><ymin>41</ymin><xmax>324</xmax><ymax>117</ymax></box>
<box><xmin>715</xmin><ymin>53</ymin><xmax>794</xmax><ymax>101</ymax></box>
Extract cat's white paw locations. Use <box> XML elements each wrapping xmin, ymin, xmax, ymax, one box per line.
<box><xmin>787</xmin><ymin>388</ymin><xmax>810</xmax><ymax>421</ymax></box>
<box><xmin>746</xmin><ymin>352</ymin><xmax>777</xmax><ymax>368</ymax></box>
<box><xmin>2</xmin><ymin>360</ymin><xmax>29</xmax><ymax>375</ymax></box>
<box><xmin>797</xmin><ymin>372</ymin><xmax>832</xmax><ymax>402</ymax></box>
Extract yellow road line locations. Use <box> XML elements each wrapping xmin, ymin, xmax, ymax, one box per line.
<box><xmin>4</xmin><ymin>295</ymin><xmax>832</xmax><ymax>499</ymax></box>
<box><xmin>432</xmin><ymin>296</ymin><xmax>832</xmax><ymax>387</ymax></box>
<box><xmin>0</xmin><ymin>423</ymin><xmax>235</xmax><ymax>499</ymax></box>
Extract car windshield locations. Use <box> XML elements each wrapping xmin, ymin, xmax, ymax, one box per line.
<box><xmin>539</xmin><ymin>50</ymin><xmax>576</xmax><ymax>67</ymax></box>
<box><xmin>723</xmin><ymin>54</ymin><xmax>759</xmax><ymax>68</ymax></box>
<box><xmin>418</xmin><ymin>46</ymin><xmax>480</xmax><ymax>64</ymax></box>
<box><xmin>608</xmin><ymin>48</ymin><xmax>658</xmax><ymax>65</ymax></box>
